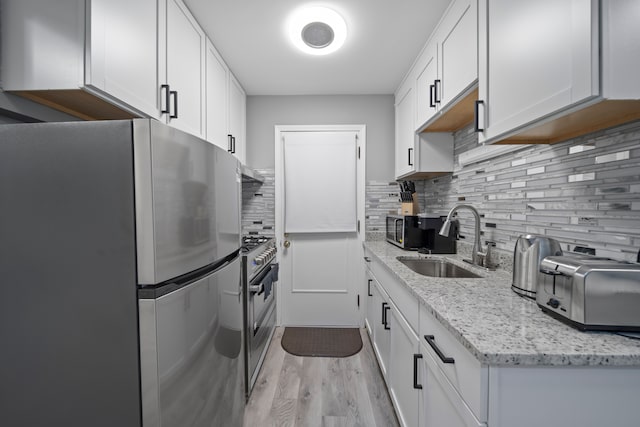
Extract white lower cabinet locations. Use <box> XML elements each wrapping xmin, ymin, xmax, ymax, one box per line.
<box><xmin>388</xmin><ymin>302</ymin><xmax>420</xmax><ymax>427</ymax></box>
<box><xmin>371</xmin><ymin>278</ymin><xmax>391</xmax><ymax>380</ymax></box>
<box><xmin>419</xmin><ymin>344</ymin><xmax>485</xmax><ymax>427</ymax></box>
<box><xmin>419</xmin><ymin>305</ymin><xmax>488</xmax><ymax>421</ymax></box>
<box><xmin>364</xmin><ymin>270</ymin><xmax>376</xmax><ymax>337</ymax></box>
<box><xmin>365</xmin><ymin>253</ymin><xmax>488</xmax><ymax>427</ymax></box>
<box><xmin>365</xmin><ymin>249</ymin><xmax>640</xmax><ymax>427</ymax></box>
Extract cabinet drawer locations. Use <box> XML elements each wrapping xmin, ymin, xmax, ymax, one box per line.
<box><xmin>419</xmin><ymin>342</ymin><xmax>486</xmax><ymax>427</ymax></box>
<box><xmin>370</xmin><ymin>257</ymin><xmax>419</xmax><ymax>332</ymax></box>
<box><xmin>419</xmin><ymin>304</ymin><xmax>488</xmax><ymax>422</ymax></box>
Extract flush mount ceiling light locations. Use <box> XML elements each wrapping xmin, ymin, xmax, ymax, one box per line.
<box><xmin>288</xmin><ymin>6</ymin><xmax>347</xmax><ymax>55</ymax></box>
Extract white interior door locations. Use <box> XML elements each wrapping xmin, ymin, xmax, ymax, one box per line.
<box><xmin>275</xmin><ymin>126</ymin><xmax>365</xmax><ymax>327</ymax></box>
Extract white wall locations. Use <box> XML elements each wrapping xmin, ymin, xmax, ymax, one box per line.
<box><xmin>246</xmin><ymin>95</ymin><xmax>395</xmax><ymax>181</ymax></box>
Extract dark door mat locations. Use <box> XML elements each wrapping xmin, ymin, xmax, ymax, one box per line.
<box><xmin>281</xmin><ymin>327</ymin><xmax>363</xmax><ymax>357</ymax></box>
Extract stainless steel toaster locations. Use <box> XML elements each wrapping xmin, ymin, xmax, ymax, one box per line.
<box><xmin>537</xmin><ymin>255</ymin><xmax>640</xmax><ymax>331</ymax></box>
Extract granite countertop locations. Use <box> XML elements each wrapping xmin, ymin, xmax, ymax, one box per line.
<box><xmin>364</xmin><ymin>240</ymin><xmax>640</xmax><ymax>367</ymax></box>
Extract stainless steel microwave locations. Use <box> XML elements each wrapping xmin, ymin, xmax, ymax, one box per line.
<box><xmin>386</xmin><ymin>215</ymin><xmax>424</xmax><ymax>249</ymax></box>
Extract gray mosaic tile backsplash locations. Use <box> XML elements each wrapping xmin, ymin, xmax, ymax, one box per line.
<box><xmin>241</xmin><ymin>169</ymin><xmax>275</xmax><ymax>237</ymax></box>
<box><xmin>365</xmin><ymin>120</ymin><xmax>640</xmax><ymax>263</ymax></box>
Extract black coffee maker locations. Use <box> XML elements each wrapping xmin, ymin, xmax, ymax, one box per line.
<box><xmin>416</xmin><ymin>215</ymin><xmax>458</xmax><ymax>254</ymax></box>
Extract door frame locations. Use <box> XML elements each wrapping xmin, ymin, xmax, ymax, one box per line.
<box><xmin>274</xmin><ymin>124</ymin><xmax>366</xmax><ymax>327</ymax></box>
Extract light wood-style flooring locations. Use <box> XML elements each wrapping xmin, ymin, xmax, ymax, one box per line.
<box><xmin>243</xmin><ymin>327</ymin><xmax>399</xmax><ymax>427</ymax></box>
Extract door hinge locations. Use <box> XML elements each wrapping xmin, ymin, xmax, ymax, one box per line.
<box><xmin>357</xmin><ymin>294</ymin><xmax>360</xmax><ymax>308</ymax></box>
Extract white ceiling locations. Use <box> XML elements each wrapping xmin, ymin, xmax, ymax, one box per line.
<box><xmin>184</xmin><ymin>0</ymin><xmax>452</xmax><ymax>96</ymax></box>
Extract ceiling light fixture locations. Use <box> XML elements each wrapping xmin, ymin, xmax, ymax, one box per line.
<box><xmin>288</xmin><ymin>6</ymin><xmax>347</xmax><ymax>55</ymax></box>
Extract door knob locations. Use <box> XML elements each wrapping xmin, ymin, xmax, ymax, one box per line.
<box><xmin>283</xmin><ymin>240</ymin><xmax>291</xmax><ymax>248</ymax></box>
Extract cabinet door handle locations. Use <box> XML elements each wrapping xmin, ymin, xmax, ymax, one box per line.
<box><xmin>424</xmin><ymin>335</ymin><xmax>455</xmax><ymax>364</ymax></box>
<box><xmin>169</xmin><ymin>91</ymin><xmax>178</xmax><ymax>119</ymax></box>
<box><xmin>227</xmin><ymin>134</ymin><xmax>233</xmax><ymax>152</ymax></box>
<box><xmin>161</xmin><ymin>84</ymin><xmax>171</xmax><ymax>115</ymax></box>
<box><xmin>408</xmin><ymin>147</ymin><xmax>413</xmax><ymax>166</ymax></box>
<box><xmin>429</xmin><ymin>84</ymin><xmax>436</xmax><ymax>108</ymax></box>
<box><xmin>413</xmin><ymin>354</ymin><xmax>423</xmax><ymax>389</ymax></box>
<box><xmin>384</xmin><ymin>304</ymin><xmax>391</xmax><ymax>330</ymax></box>
<box><xmin>367</xmin><ymin>279</ymin><xmax>373</xmax><ymax>297</ymax></box>
<box><xmin>474</xmin><ymin>100</ymin><xmax>484</xmax><ymax>132</ymax></box>
<box><xmin>231</xmin><ymin>136</ymin><xmax>236</xmax><ymax>154</ymax></box>
<box><xmin>381</xmin><ymin>302</ymin><xmax>388</xmax><ymax>326</ymax></box>
<box><xmin>364</xmin><ymin>256</ymin><xmax>371</xmax><ymax>263</ymax></box>
<box><xmin>434</xmin><ymin>79</ymin><xmax>441</xmax><ymax>104</ymax></box>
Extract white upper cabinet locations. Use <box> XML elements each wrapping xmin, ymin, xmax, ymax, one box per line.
<box><xmin>477</xmin><ymin>0</ymin><xmax>598</xmax><ymax>143</ymax></box>
<box><xmin>205</xmin><ymin>40</ymin><xmax>229</xmax><ymax>152</ymax></box>
<box><xmin>87</xmin><ymin>0</ymin><xmax>161</xmax><ymax>118</ymax></box>
<box><xmin>395</xmin><ymin>80</ymin><xmax>417</xmax><ymax>178</ymax></box>
<box><xmin>1</xmin><ymin>0</ymin><xmax>158</xmax><ymax>119</ymax></box>
<box><xmin>228</xmin><ymin>74</ymin><xmax>247</xmax><ymax>165</ymax></box>
<box><xmin>1</xmin><ymin>0</ymin><xmax>246</xmax><ymax>149</ymax></box>
<box><xmin>395</xmin><ymin>76</ymin><xmax>453</xmax><ymax>180</ymax></box>
<box><xmin>162</xmin><ymin>0</ymin><xmax>206</xmax><ymax>139</ymax></box>
<box><xmin>437</xmin><ymin>0</ymin><xmax>478</xmax><ymax>109</ymax></box>
<box><xmin>602</xmin><ymin>0</ymin><xmax>640</xmax><ymax>100</ymax></box>
<box><xmin>204</xmin><ymin>40</ymin><xmax>247</xmax><ymax>164</ymax></box>
<box><xmin>476</xmin><ymin>0</ymin><xmax>640</xmax><ymax>144</ymax></box>
<box><xmin>415</xmin><ymin>42</ymin><xmax>439</xmax><ymax>127</ymax></box>
<box><xmin>416</xmin><ymin>0</ymin><xmax>478</xmax><ymax>131</ymax></box>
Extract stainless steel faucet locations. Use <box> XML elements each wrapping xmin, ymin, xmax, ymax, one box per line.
<box><xmin>439</xmin><ymin>204</ymin><xmax>490</xmax><ymax>268</ymax></box>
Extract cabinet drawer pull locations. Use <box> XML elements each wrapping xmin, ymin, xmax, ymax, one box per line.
<box><xmin>413</xmin><ymin>354</ymin><xmax>423</xmax><ymax>389</ymax></box>
<box><xmin>161</xmin><ymin>84</ymin><xmax>171</xmax><ymax>115</ymax></box>
<box><xmin>169</xmin><ymin>90</ymin><xmax>178</xmax><ymax>119</ymax></box>
<box><xmin>424</xmin><ymin>335</ymin><xmax>455</xmax><ymax>364</ymax></box>
<box><xmin>429</xmin><ymin>84</ymin><xmax>436</xmax><ymax>108</ymax></box>
<box><xmin>367</xmin><ymin>279</ymin><xmax>373</xmax><ymax>297</ymax></box>
<box><xmin>364</xmin><ymin>256</ymin><xmax>371</xmax><ymax>263</ymax></box>
<box><xmin>382</xmin><ymin>302</ymin><xmax>390</xmax><ymax>330</ymax></box>
<box><xmin>384</xmin><ymin>304</ymin><xmax>391</xmax><ymax>330</ymax></box>
<box><xmin>474</xmin><ymin>100</ymin><xmax>484</xmax><ymax>132</ymax></box>
<box><xmin>408</xmin><ymin>147</ymin><xmax>413</xmax><ymax>166</ymax></box>
<box><xmin>434</xmin><ymin>79</ymin><xmax>441</xmax><ymax>104</ymax></box>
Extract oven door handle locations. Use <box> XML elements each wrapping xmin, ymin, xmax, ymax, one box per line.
<box><xmin>250</xmin><ymin>283</ymin><xmax>264</xmax><ymax>295</ymax></box>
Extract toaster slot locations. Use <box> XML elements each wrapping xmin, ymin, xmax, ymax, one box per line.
<box><xmin>540</xmin><ymin>267</ymin><xmax>570</xmax><ymax>310</ymax></box>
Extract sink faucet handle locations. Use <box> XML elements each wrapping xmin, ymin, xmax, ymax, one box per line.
<box><xmin>484</xmin><ymin>241</ymin><xmax>498</xmax><ymax>269</ymax></box>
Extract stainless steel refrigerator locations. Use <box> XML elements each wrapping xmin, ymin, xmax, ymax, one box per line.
<box><xmin>0</xmin><ymin>119</ymin><xmax>244</xmax><ymax>427</ymax></box>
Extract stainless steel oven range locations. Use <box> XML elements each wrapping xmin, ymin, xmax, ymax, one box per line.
<box><xmin>242</xmin><ymin>236</ymin><xmax>278</xmax><ymax>398</ymax></box>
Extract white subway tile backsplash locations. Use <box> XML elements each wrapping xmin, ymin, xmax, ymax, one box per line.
<box><xmin>242</xmin><ymin>169</ymin><xmax>276</xmax><ymax>237</ymax></box>
<box><xmin>597</xmin><ymin>202</ymin><xmax>632</xmax><ymax>211</ymax></box>
<box><xmin>527</xmin><ymin>166</ymin><xmax>545</xmax><ymax>175</ymax></box>
<box><xmin>401</xmin><ymin>120</ymin><xmax>640</xmax><ymax>260</ymax></box>
<box><xmin>526</xmin><ymin>191</ymin><xmax>545</xmax><ymax>198</ymax></box>
<box><xmin>526</xmin><ymin>202</ymin><xmax>546</xmax><ymax>210</ymax></box>
<box><xmin>569</xmin><ymin>144</ymin><xmax>596</xmax><ymax>154</ymax></box>
<box><xmin>568</xmin><ymin>173</ymin><xmax>595</xmax><ymax>182</ymax></box>
<box><xmin>595</xmin><ymin>151</ymin><xmax>630</xmax><ymax>164</ymax></box>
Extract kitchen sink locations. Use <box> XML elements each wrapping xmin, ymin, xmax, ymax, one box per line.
<box><xmin>397</xmin><ymin>257</ymin><xmax>482</xmax><ymax>279</ymax></box>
